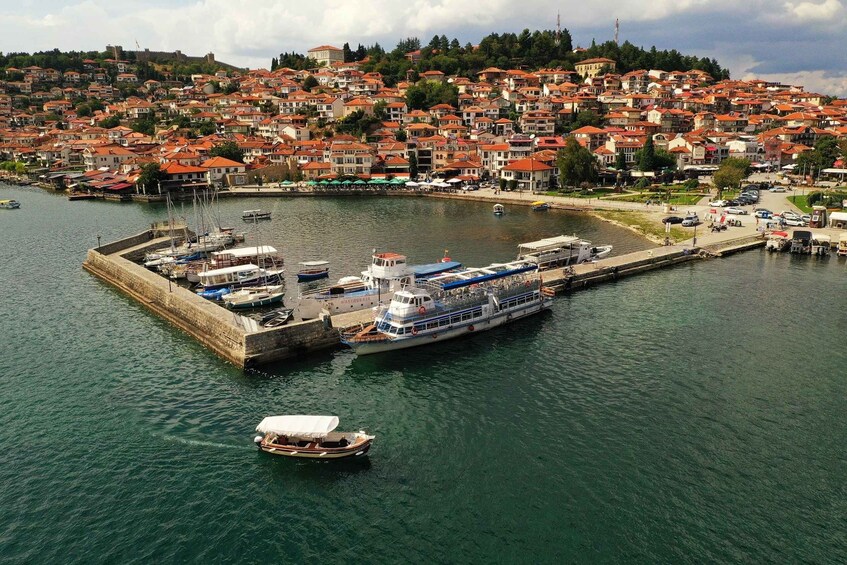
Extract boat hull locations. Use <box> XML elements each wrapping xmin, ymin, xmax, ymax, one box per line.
<box><xmin>226</xmin><ymin>293</ymin><xmax>285</xmax><ymax>309</ymax></box>
<box><xmin>257</xmin><ymin>438</ymin><xmax>373</xmax><ymax>459</ymax></box>
<box><xmin>345</xmin><ymin>296</ymin><xmax>551</xmax><ymax>355</ymax></box>
<box><xmin>297</xmin><ymin>271</ymin><xmax>330</xmax><ymax>282</ymax></box>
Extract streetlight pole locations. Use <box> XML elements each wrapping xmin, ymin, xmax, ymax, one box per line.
<box><xmin>692</xmin><ymin>223</ymin><xmax>697</xmax><ymax>249</ymax></box>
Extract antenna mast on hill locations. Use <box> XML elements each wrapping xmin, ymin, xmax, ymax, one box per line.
<box><xmin>556</xmin><ymin>11</ymin><xmax>561</xmax><ymax>46</ymax></box>
<box><xmin>615</xmin><ymin>18</ymin><xmax>619</xmax><ymax>45</ymax></box>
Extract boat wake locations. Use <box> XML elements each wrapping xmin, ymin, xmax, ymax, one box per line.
<box><xmin>159</xmin><ymin>434</ymin><xmax>248</xmax><ymax>451</ymax></box>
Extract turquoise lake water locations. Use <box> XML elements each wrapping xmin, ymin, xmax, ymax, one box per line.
<box><xmin>1</xmin><ymin>184</ymin><xmax>845</xmax><ymax>563</ymax></box>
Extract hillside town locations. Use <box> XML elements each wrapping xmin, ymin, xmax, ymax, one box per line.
<box><xmin>1</xmin><ymin>42</ymin><xmax>845</xmax><ymax>198</ymax></box>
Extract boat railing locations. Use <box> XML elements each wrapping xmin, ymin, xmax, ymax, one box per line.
<box><xmin>381</xmin><ymin>276</ymin><xmax>541</xmax><ymax>323</ymax></box>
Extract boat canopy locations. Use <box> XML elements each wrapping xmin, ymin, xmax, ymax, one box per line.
<box><xmin>411</xmin><ymin>261</ymin><xmax>462</xmax><ymax>278</ymax></box>
<box><xmin>299</xmin><ymin>260</ymin><xmax>330</xmax><ymax>267</ymax></box>
<box><xmin>214</xmin><ymin>246</ymin><xmax>277</xmax><ymax>259</ymax></box>
<box><xmin>199</xmin><ymin>263</ymin><xmax>260</xmax><ymax>277</ymax></box>
<box><xmin>518</xmin><ymin>235</ymin><xmax>581</xmax><ymax>252</ymax></box>
<box><xmin>256</xmin><ymin>415</ymin><xmax>339</xmax><ymax>439</ymax></box>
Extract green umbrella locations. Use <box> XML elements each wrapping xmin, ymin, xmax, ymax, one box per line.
<box><xmin>281</xmin><ymin>180</ymin><xmax>292</xmax><ymax>185</ymax></box>
<box><xmin>330</xmin><ymin>180</ymin><xmax>341</xmax><ymax>185</ymax></box>
<box><xmin>319</xmin><ymin>180</ymin><xmax>329</xmax><ymax>185</ymax></box>
<box><xmin>306</xmin><ymin>180</ymin><xmax>316</xmax><ymax>185</ymax></box>
<box><xmin>354</xmin><ymin>179</ymin><xmax>366</xmax><ymax>185</ymax></box>
<box><xmin>342</xmin><ymin>180</ymin><xmax>352</xmax><ymax>185</ymax></box>
<box><xmin>390</xmin><ymin>177</ymin><xmax>404</xmax><ymax>184</ymax></box>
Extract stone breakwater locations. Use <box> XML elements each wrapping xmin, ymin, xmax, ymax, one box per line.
<box><xmin>83</xmin><ymin>226</ymin><xmax>764</xmax><ymax>368</ymax></box>
<box><xmin>82</xmin><ymin>230</ymin><xmax>339</xmax><ymax>368</ymax></box>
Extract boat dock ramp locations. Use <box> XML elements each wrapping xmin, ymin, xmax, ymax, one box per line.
<box><xmin>83</xmin><ymin>229</ymin><xmax>765</xmax><ymax>368</ymax></box>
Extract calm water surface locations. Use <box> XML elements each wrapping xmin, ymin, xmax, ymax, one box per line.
<box><xmin>1</xmin><ymin>184</ymin><xmax>845</xmax><ymax>563</ymax></box>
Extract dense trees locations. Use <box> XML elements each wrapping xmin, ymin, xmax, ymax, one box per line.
<box><xmin>137</xmin><ymin>163</ymin><xmax>165</xmax><ymax>191</ymax></box>
<box><xmin>209</xmin><ymin>141</ymin><xmax>245</xmax><ymax>163</ymax></box>
<box><xmin>334</xmin><ymin>110</ymin><xmax>381</xmax><ymax>137</ymax></box>
<box><xmin>405</xmin><ymin>81</ymin><xmax>459</xmax><ymax>110</ymax></box>
<box><xmin>795</xmin><ymin>136</ymin><xmax>846</xmax><ymax>175</ymax></box>
<box><xmin>268</xmin><ymin>29</ymin><xmax>730</xmax><ymax>86</ymax></box>
<box><xmin>713</xmin><ymin>157</ymin><xmax>751</xmax><ymax>197</ymax></box>
<box><xmin>557</xmin><ymin>137</ymin><xmax>598</xmax><ymax>188</ymax></box>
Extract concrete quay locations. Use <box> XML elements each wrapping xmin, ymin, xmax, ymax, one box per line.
<box><xmin>83</xmin><ymin>227</ymin><xmax>766</xmax><ymax>368</ymax></box>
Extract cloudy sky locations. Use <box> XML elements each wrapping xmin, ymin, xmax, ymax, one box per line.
<box><xmin>2</xmin><ymin>0</ymin><xmax>846</xmax><ymax>95</ymax></box>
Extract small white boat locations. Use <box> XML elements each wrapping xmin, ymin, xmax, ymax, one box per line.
<box><xmin>223</xmin><ymin>284</ymin><xmax>285</xmax><ymax>309</ymax></box>
<box><xmin>196</xmin><ymin>263</ymin><xmax>284</xmax><ymax>291</ymax></box>
<box><xmin>254</xmin><ymin>415</ymin><xmax>374</xmax><ymax>459</ymax></box>
<box><xmin>0</xmin><ymin>199</ymin><xmax>21</xmax><ymax>209</ymax></box>
<box><xmin>590</xmin><ymin>245</ymin><xmax>613</xmax><ymax>260</ymax></box>
<box><xmin>517</xmin><ymin>235</ymin><xmax>612</xmax><ymax>270</ymax></box>
<box><xmin>493</xmin><ymin>203</ymin><xmax>505</xmax><ymax>215</ymax></box>
<box><xmin>837</xmin><ymin>234</ymin><xmax>847</xmax><ymax>257</ymax></box>
<box><xmin>242</xmin><ymin>209</ymin><xmax>271</xmax><ymax>221</ymax></box>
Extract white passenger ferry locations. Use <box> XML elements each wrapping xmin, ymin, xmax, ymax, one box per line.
<box><xmin>341</xmin><ymin>261</ymin><xmax>554</xmax><ymax>355</ymax></box>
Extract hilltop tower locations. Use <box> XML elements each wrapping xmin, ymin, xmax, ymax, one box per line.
<box><xmin>556</xmin><ymin>11</ymin><xmax>561</xmax><ymax>46</ymax></box>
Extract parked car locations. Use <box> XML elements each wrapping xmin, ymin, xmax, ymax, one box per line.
<box><xmin>462</xmin><ymin>184</ymin><xmax>479</xmax><ymax>191</ymax></box>
<box><xmin>662</xmin><ymin>216</ymin><xmax>684</xmax><ymax>224</ymax></box>
<box><xmin>781</xmin><ymin>211</ymin><xmax>800</xmax><ymax>221</ymax></box>
<box><xmin>725</xmin><ymin>199</ymin><xmax>740</xmax><ymax>206</ymax></box>
<box><xmin>754</xmin><ymin>209</ymin><xmax>773</xmax><ymax>218</ymax></box>
<box><xmin>681</xmin><ymin>213</ymin><xmax>701</xmax><ymax>227</ymax></box>
<box><xmin>709</xmin><ymin>199</ymin><xmax>728</xmax><ymax>207</ymax></box>
<box><xmin>785</xmin><ymin>217</ymin><xmax>805</xmax><ymax>226</ymax></box>
<box><xmin>726</xmin><ymin>207</ymin><xmax>748</xmax><ymax>215</ymax></box>
<box><xmin>801</xmin><ymin>214</ymin><xmax>811</xmax><ymax>224</ymax></box>
<box><xmin>770</xmin><ymin>186</ymin><xmax>787</xmax><ymax>192</ymax></box>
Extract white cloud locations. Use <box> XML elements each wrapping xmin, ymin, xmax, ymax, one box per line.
<box><xmin>0</xmin><ymin>0</ymin><xmax>844</xmax><ymax>96</ymax></box>
<box><xmin>744</xmin><ymin>70</ymin><xmax>847</xmax><ymax>97</ymax></box>
<box><xmin>783</xmin><ymin>0</ymin><xmax>845</xmax><ymax>22</ymax></box>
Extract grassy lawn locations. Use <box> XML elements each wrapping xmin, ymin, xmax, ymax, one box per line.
<box><xmin>788</xmin><ymin>195</ymin><xmax>813</xmax><ymax>213</ymax></box>
<box><xmin>591</xmin><ymin>210</ymin><xmax>690</xmax><ymax>244</ymax></box>
<box><xmin>612</xmin><ymin>192</ymin><xmax>706</xmax><ymax>205</ymax></box>
<box><xmin>547</xmin><ymin>188</ymin><xmax>617</xmax><ymax>198</ymax></box>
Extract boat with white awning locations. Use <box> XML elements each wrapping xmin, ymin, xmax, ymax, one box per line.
<box><xmin>253</xmin><ymin>415</ymin><xmax>374</xmax><ymax>459</ymax></box>
<box><xmin>517</xmin><ymin>235</ymin><xmax>613</xmax><ymax>270</ymax></box>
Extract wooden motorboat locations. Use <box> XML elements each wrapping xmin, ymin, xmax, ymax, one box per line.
<box><xmin>297</xmin><ymin>260</ymin><xmax>330</xmax><ymax>282</ymax></box>
<box><xmin>254</xmin><ymin>415</ymin><xmax>374</xmax><ymax>459</ymax></box>
<box><xmin>531</xmin><ymin>201</ymin><xmax>549</xmax><ymax>211</ymax></box>
<box><xmin>242</xmin><ymin>209</ymin><xmax>271</xmax><ymax>221</ymax></box>
<box><xmin>0</xmin><ymin>199</ymin><xmax>21</xmax><ymax>209</ymax></box>
<box><xmin>258</xmin><ymin>307</ymin><xmax>294</xmax><ymax>327</ymax></box>
<box><xmin>223</xmin><ymin>284</ymin><xmax>285</xmax><ymax>309</ymax></box>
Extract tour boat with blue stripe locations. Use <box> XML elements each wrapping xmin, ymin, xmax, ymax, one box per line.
<box><xmin>341</xmin><ymin>260</ymin><xmax>554</xmax><ymax>355</ymax></box>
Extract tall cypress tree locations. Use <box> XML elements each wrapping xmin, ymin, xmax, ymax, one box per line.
<box><xmin>638</xmin><ymin>135</ymin><xmax>656</xmax><ymax>172</ymax></box>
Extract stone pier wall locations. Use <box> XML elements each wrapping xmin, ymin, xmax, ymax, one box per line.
<box><xmin>83</xmin><ymin>230</ymin><xmax>344</xmax><ymax>368</ymax></box>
